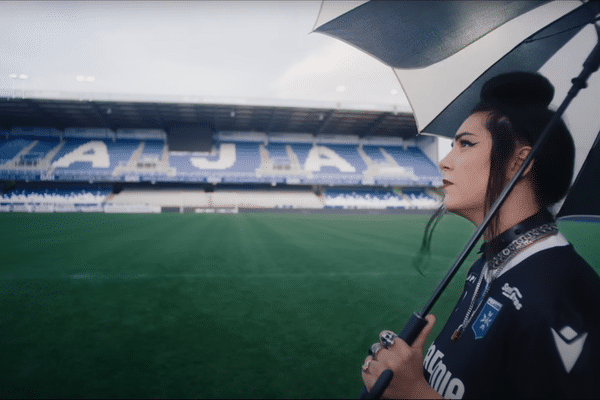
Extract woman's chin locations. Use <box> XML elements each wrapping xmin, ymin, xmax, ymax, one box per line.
<box><xmin>443</xmin><ymin>201</ymin><xmax>475</xmax><ymax>221</ymax></box>
<box><xmin>451</xmin><ymin>212</ymin><xmax>483</xmax><ymax>228</ymax></box>
<box><xmin>443</xmin><ymin>199</ymin><xmax>456</xmax><ymax>213</ymax></box>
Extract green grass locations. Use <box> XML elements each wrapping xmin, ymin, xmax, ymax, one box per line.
<box><xmin>0</xmin><ymin>212</ymin><xmax>598</xmax><ymax>398</ymax></box>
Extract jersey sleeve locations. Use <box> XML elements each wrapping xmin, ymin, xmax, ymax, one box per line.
<box><xmin>501</xmin><ymin>251</ymin><xmax>600</xmax><ymax>398</ymax></box>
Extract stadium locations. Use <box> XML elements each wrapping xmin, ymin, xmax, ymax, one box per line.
<box><xmin>0</xmin><ymin>97</ymin><xmax>442</xmax><ymax>213</ymax></box>
<box><xmin>1</xmin><ymin>2</ymin><xmax>599</xmax><ymax>399</ymax></box>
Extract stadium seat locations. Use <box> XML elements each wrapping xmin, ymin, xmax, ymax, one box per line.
<box><xmin>1</xmin><ymin>129</ymin><xmax>442</xmax><ymax>189</ymax></box>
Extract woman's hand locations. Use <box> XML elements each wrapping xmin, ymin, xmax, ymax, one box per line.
<box><xmin>361</xmin><ymin>314</ymin><xmax>443</xmax><ymax>399</ymax></box>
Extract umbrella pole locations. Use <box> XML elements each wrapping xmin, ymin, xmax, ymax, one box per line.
<box><xmin>361</xmin><ymin>37</ymin><xmax>600</xmax><ymax>400</ymax></box>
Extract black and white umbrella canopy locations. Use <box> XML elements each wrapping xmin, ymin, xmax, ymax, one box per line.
<box><xmin>314</xmin><ymin>1</ymin><xmax>548</xmax><ymax>69</ymax></box>
<box><xmin>314</xmin><ymin>1</ymin><xmax>600</xmax><ymax>219</ymax></box>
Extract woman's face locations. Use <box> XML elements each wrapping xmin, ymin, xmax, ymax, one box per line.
<box><xmin>439</xmin><ymin>112</ymin><xmax>493</xmax><ymax>223</ymax></box>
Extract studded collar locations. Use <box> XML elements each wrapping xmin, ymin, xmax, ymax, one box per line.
<box><xmin>479</xmin><ymin>209</ymin><xmax>556</xmax><ymax>262</ymax></box>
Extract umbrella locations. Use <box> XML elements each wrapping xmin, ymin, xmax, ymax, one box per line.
<box><xmin>313</xmin><ymin>1</ymin><xmax>600</xmax><ymax>398</ymax></box>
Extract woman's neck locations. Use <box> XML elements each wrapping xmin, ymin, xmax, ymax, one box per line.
<box><xmin>481</xmin><ymin>178</ymin><xmax>542</xmax><ymax>242</ymax></box>
<box><xmin>481</xmin><ymin>208</ymin><xmax>555</xmax><ymax>261</ymax></box>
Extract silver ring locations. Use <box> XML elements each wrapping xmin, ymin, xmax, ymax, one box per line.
<box><xmin>379</xmin><ymin>330</ymin><xmax>398</xmax><ymax>348</ymax></box>
<box><xmin>369</xmin><ymin>342</ymin><xmax>383</xmax><ymax>358</ymax></box>
<box><xmin>362</xmin><ymin>356</ymin><xmax>373</xmax><ymax>372</ymax></box>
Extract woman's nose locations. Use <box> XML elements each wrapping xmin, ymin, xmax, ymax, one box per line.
<box><xmin>439</xmin><ymin>152</ymin><xmax>451</xmax><ymax>171</ymax></box>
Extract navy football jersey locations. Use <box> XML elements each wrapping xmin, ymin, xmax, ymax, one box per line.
<box><xmin>423</xmin><ymin>233</ymin><xmax>600</xmax><ymax>399</ymax></box>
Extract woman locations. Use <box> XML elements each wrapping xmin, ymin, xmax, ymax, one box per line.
<box><xmin>361</xmin><ymin>72</ymin><xmax>600</xmax><ymax>399</ymax></box>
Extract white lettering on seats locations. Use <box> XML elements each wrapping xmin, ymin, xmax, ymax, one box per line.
<box><xmin>191</xmin><ymin>143</ymin><xmax>236</xmax><ymax>170</ymax></box>
<box><xmin>52</xmin><ymin>141</ymin><xmax>110</xmax><ymax>168</ymax></box>
<box><xmin>303</xmin><ymin>145</ymin><xmax>356</xmax><ymax>172</ymax></box>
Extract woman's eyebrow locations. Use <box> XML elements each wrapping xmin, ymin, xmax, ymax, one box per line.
<box><xmin>454</xmin><ymin>132</ymin><xmax>476</xmax><ymax>141</ymax></box>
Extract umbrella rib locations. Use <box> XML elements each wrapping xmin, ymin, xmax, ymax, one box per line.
<box><xmin>524</xmin><ymin>15</ymin><xmax>600</xmax><ymax>44</ymax></box>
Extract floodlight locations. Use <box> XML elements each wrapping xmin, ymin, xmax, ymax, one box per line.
<box><xmin>76</xmin><ymin>76</ymin><xmax>85</xmax><ymax>81</ymax></box>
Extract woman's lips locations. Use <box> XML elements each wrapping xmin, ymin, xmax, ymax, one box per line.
<box><xmin>442</xmin><ymin>179</ymin><xmax>453</xmax><ymax>188</ymax></box>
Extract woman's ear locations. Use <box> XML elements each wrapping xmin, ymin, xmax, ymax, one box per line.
<box><xmin>509</xmin><ymin>146</ymin><xmax>533</xmax><ymax>180</ymax></box>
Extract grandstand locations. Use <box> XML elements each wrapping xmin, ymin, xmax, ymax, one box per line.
<box><xmin>0</xmin><ymin>97</ymin><xmax>443</xmax><ymax>213</ymax></box>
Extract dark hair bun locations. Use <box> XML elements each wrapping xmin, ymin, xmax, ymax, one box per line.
<box><xmin>481</xmin><ymin>72</ymin><xmax>554</xmax><ymax>108</ymax></box>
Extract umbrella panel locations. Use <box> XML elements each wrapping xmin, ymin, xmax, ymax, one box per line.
<box><xmin>314</xmin><ymin>1</ymin><xmax>548</xmax><ymax>69</ymax></box>
<box><xmin>557</xmin><ymin>129</ymin><xmax>600</xmax><ymax>220</ymax></box>
<box><xmin>420</xmin><ymin>3</ymin><xmax>595</xmax><ymax>138</ymax></box>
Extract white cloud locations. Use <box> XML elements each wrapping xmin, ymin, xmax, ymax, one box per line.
<box><xmin>272</xmin><ymin>41</ymin><xmax>412</xmax><ymax>109</ymax></box>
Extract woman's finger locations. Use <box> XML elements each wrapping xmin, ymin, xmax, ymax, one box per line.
<box><xmin>362</xmin><ymin>358</ymin><xmax>386</xmax><ymax>390</ymax></box>
<box><xmin>412</xmin><ymin>314</ymin><xmax>436</xmax><ymax>350</ymax></box>
<box><xmin>362</xmin><ymin>355</ymin><xmax>374</xmax><ymax>372</ymax></box>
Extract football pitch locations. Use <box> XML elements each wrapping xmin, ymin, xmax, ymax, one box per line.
<box><xmin>1</xmin><ymin>212</ymin><xmax>599</xmax><ymax>398</ymax></box>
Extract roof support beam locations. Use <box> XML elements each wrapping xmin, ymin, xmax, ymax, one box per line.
<box><xmin>266</xmin><ymin>108</ymin><xmax>278</xmax><ymax>134</ymax></box>
<box><xmin>27</xmin><ymin>99</ymin><xmax>66</xmax><ymax>131</ymax></box>
<box><xmin>89</xmin><ymin>102</ymin><xmax>118</xmax><ymax>132</ymax></box>
<box><xmin>152</xmin><ymin>103</ymin><xmax>167</xmax><ymax>130</ymax></box>
<box><xmin>316</xmin><ymin>110</ymin><xmax>334</xmax><ymax>135</ymax></box>
<box><xmin>366</xmin><ymin>112</ymin><xmax>390</xmax><ymax>137</ymax></box>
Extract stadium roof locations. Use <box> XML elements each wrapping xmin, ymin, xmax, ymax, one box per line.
<box><xmin>0</xmin><ymin>90</ymin><xmax>418</xmax><ymax>139</ymax></box>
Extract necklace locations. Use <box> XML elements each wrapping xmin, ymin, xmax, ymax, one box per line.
<box><xmin>451</xmin><ymin>222</ymin><xmax>558</xmax><ymax>342</ymax></box>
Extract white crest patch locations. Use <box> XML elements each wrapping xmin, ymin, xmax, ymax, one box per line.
<box><xmin>472</xmin><ymin>297</ymin><xmax>502</xmax><ymax>339</ymax></box>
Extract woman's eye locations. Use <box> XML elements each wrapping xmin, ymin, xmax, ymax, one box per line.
<box><xmin>459</xmin><ymin>140</ymin><xmax>476</xmax><ymax>147</ymax></box>
<box><xmin>451</xmin><ymin>139</ymin><xmax>476</xmax><ymax>148</ymax></box>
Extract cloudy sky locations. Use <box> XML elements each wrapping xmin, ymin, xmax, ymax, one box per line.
<box><xmin>0</xmin><ymin>1</ymin><xmax>412</xmax><ymax>110</ymax></box>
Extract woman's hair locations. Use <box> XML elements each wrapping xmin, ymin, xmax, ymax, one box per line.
<box><xmin>417</xmin><ymin>72</ymin><xmax>575</xmax><ymax>263</ymax></box>
<box><xmin>472</xmin><ymin>72</ymin><xmax>575</xmax><ymax>237</ymax></box>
